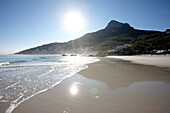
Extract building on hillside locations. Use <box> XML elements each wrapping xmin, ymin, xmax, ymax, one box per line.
<box><xmin>108</xmin><ymin>49</ymin><xmax>118</xmax><ymax>53</ymax></box>
<box><xmin>116</xmin><ymin>45</ymin><xmax>125</xmax><ymax>50</ymax></box>
<box><xmin>124</xmin><ymin>44</ymin><xmax>133</xmax><ymax>47</ymax></box>
<box><xmin>166</xmin><ymin>29</ymin><xmax>170</xmax><ymax>35</ymax></box>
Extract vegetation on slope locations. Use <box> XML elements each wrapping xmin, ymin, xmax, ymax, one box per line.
<box><xmin>93</xmin><ymin>35</ymin><xmax>135</xmax><ymax>51</ymax></box>
<box><xmin>132</xmin><ymin>33</ymin><xmax>170</xmax><ymax>54</ymax></box>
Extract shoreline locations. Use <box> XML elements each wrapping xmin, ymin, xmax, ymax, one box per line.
<box><xmin>12</xmin><ymin>57</ymin><xmax>170</xmax><ymax>113</ymax></box>
<box><xmin>107</xmin><ymin>55</ymin><xmax>170</xmax><ymax>69</ymax></box>
<box><xmin>0</xmin><ymin>55</ymin><xmax>99</xmax><ymax>113</ymax></box>
<box><xmin>79</xmin><ymin>58</ymin><xmax>170</xmax><ymax>90</ymax></box>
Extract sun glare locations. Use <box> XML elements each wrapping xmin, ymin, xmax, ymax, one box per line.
<box><xmin>70</xmin><ymin>85</ymin><xmax>78</xmax><ymax>95</ymax></box>
<box><xmin>64</xmin><ymin>12</ymin><xmax>84</xmax><ymax>32</ymax></box>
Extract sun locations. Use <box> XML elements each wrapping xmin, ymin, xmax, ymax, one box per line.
<box><xmin>64</xmin><ymin>12</ymin><xmax>84</xmax><ymax>32</ymax></box>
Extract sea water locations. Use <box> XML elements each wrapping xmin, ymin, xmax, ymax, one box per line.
<box><xmin>0</xmin><ymin>55</ymin><xmax>99</xmax><ymax>113</ymax></box>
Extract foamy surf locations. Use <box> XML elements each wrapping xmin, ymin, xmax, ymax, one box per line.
<box><xmin>0</xmin><ymin>55</ymin><xmax>99</xmax><ymax>113</ymax></box>
<box><xmin>0</xmin><ymin>62</ymin><xmax>10</xmax><ymax>67</ymax></box>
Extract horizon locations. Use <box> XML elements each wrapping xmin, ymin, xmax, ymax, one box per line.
<box><xmin>0</xmin><ymin>0</ymin><xmax>170</xmax><ymax>54</ymax></box>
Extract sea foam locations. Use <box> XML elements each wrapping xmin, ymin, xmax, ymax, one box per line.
<box><xmin>0</xmin><ymin>55</ymin><xmax>99</xmax><ymax>113</ymax></box>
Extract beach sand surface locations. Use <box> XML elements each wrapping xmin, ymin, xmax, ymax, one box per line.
<box><xmin>12</xmin><ymin>58</ymin><xmax>170</xmax><ymax>113</ymax></box>
<box><xmin>107</xmin><ymin>55</ymin><xmax>170</xmax><ymax>68</ymax></box>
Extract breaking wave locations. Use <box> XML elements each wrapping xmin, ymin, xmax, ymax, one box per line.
<box><xmin>0</xmin><ymin>55</ymin><xmax>99</xmax><ymax>113</ymax></box>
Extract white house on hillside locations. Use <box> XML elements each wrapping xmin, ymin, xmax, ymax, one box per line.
<box><xmin>166</xmin><ymin>29</ymin><xmax>170</xmax><ymax>35</ymax></box>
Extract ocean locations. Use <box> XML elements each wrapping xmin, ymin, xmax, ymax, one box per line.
<box><xmin>0</xmin><ymin>55</ymin><xmax>99</xmax><ymax>113</ymax></box>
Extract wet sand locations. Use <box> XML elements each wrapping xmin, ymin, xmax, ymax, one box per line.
<box><xmin>12</xmin><ymin>58</ymin><xmax>170</xmax><ymax>113</ymax></box>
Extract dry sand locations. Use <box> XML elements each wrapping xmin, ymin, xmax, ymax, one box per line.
<box><xmin>12</xmin><ymin>58</ymin><xmax>170</xmax><ymax>113</ymax></box>
<box><xmin>107</xmin><ymin>55</ymin><xmax>170</xmax><ymax>68</ymax></box>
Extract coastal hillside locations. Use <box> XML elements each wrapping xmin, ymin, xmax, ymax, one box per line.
<box><xmin>16</xmin><ymin>20</ymin><xmax>159</xmax><ymax>55</ymax></box>
<box><xmin>132</xmin><ymin>32</ymin><xmax>170</xmax><ymax>53</ymax></box>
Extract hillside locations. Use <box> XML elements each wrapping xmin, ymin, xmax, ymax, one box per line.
<box><xmin>132</xmin><ymin>32</ymin><xmax>170</xmax><ymax>54</ymax></box>
<box><xmin>16</xmin><ymin>20</ymin><xmax>160</xmax><ymax>55</ymax></box>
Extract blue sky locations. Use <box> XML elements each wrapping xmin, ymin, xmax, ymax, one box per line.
<box><xmin>0</xmin><ymin>0</ymin><xmax>170</xmax><ymax>54</ymax></box>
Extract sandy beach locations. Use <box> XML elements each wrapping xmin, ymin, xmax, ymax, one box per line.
<box><xmin>107</xmin><ymin>55</ymin><xmax>170</xmax><ymax>68</ymax></box>
<box><xmin>12</xmin><ymin>57</ymin><xmax>170</xmax><ymax>113</ymax></box>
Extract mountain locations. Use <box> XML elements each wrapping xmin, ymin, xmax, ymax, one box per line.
<box><xmin>16</xmin><ymin>20</ymin><xmax>160</xmax><ymax>55</ymax></box>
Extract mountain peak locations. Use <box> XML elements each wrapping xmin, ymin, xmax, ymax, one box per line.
<box><xmin>105</xmin><ymin>20</ymin><xmax>131</xmax><ymax>30</ymax></box>
<box><xmin>108</xmin><ymin>20</ymin><xmax>122</xmax><ymax>25</ymax></box>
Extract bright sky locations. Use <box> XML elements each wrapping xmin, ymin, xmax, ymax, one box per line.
<box><xmin>0</xmin><ymin>0</ymin><xmax>170</xmax><ymax>54</ymax></box>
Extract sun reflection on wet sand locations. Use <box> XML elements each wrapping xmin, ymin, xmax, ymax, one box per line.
<box><xmin>70</xmin><ymin>85</ymin><xmax>78</xmax><ymax>95</ymax></box>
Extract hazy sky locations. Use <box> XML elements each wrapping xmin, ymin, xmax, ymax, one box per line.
<box><xmin>0</xmin><ymin>0</ymin><xmax>170</xmax><ymax>54</ymax></box>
